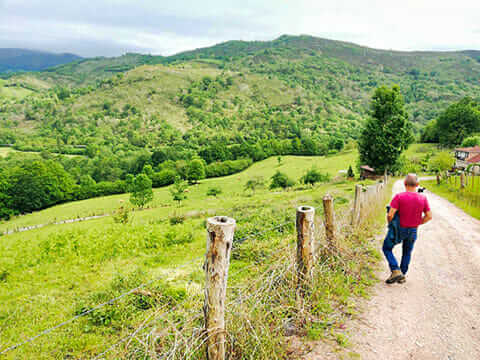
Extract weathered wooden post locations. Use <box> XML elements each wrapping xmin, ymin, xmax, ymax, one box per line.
<box><xmin>296</xmin><ymin>206</ymin><xmax>316</xmax><ymax>285</ymax></box>
<box><xmin>351</xmin><ymin>184</ymin><xmax>362</xmax><ymax>226</ymax></box>
<box><xmin>323</xmin><ymin>194</ymin><xmax>336</xmax><ymax>247</ymax></box>
<box><xmin>460</xmin><ymin>172</ymin><xmax>466</xmax><ymax>189</ymax></box>
<box><xmin>384</xmin><ymin>169</ymin><xmax>388</xmax><ymax>185</ymax></box>
<box><xmin>204</xmin><ymin>216</ymin><xmax>236</xmax><ymax>360</ymax></box>
<box><xmin>436</xmin><ymin>174</ymin><xmax>441</xmax><ymax>185</ymax></box>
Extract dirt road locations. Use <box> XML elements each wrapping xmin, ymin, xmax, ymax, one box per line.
<box><xmin>305</xmin><ymin>179</ymin><xmax>480</xmax><ymax>360</ymax></box>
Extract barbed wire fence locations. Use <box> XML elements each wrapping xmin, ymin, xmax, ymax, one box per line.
<box><xmin>0</xmin><ymin>177</ymin><xmax>391</xmax><ymax>359</ymax></box>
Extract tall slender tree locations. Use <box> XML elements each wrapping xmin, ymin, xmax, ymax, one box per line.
<box><xmin>358</xmin><ymin>85</ymin><xmax>413</xmax><ymax>174</ymax></box>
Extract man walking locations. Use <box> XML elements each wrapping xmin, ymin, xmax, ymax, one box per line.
<box><xmin>383</xmin><ymin>174</ymin><xmax>433</xmax><ymax>284</ymax></box>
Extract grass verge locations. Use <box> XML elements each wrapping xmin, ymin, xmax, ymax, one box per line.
<box><xmin>423</xmin><ymin>179</ymin><xmax>480</xmax><ymax>220</ymax></box>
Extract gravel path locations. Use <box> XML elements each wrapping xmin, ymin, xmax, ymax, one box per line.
<box><xmin>305</xmin><ymin>179</ymin><xmax>480</xmax><ymax>360</ymax></box>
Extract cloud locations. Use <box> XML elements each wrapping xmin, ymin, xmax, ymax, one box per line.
<box><xmin>0</xmin><ymin>0</ymin><xmax>479</xmax><ymax>56</ymax></box>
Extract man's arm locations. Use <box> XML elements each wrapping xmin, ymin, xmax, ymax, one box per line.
<box><xmin>387</xmin><ymin>207</ymin><xmax>397</xmax><ymax>223</ymax></box>
<box><xmin>420</xmin><ymin>210</ymin><xmax>432</xmax><ymax>225</ymax></box>
<box><xmin>420</xmin><ymin>196</ymin><xmax>432</xmax><ymax>225</ymax></box>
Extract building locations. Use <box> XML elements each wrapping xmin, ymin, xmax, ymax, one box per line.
<box><xmin>360</xmin><ymin>165</ymin><xmax>379</xmax><ymax>180</ymax></box>
<box><xmin>454</xmin><ymin>146</ymin><xmax>480</xmax><ymax>171</ymax></box>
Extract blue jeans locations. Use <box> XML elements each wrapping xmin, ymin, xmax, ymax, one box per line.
<box><xmin>382</xmin><ymin>227</ymin><xmax>417</xmax><ymax>274</ymax></box>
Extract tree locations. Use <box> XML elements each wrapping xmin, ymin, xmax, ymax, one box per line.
<box><xmin>186</xmin><ymin>159</ymin><xmax>206</xmax><ymax>184</ymax></box>
<box><xmin>437</xmin><ymin>97</ymin><xmax>480</xmax><ymax>146</ymax></box>
<box><xmin>8</xmin><ymin>160</ymin><xmax>75</xmax><ymax>213</ymax></box>
<box><xmin>142</xmin><ymin>164</ymin><xmax>154</xmax><ymax>179</ymax></box>
<box><xmin>300</xmin><ymin>168</ymin><xmax>330</xmax><ymax>185</ymax></box>
<box><xmin>358</xmin><ymin>85</ymin><xmax>413</xmax><ymax>174</ymax></box>
<box><xmin>420</xmin><ymin>119</ymin><xmax>440</xmax><ymax>143</ymax></box>
<box><xmin>0</xmin><ymin>171</ymin><xmax>12</xmax><ymax>220</ymax></box>
<box><xmin>428</xmin><ymin>151</ymin><xmax>454</xmax><ymax>173</ymax></box>
<box><xmin>169</xmin><ymin>177</ymin><xmax>188</xmax><ymax>205</ymax></box>
<box><xmin>461</xmin><ymin>135</ymin><xmax>480</xmax><ymax>147</ymax></box>
<box><xmin>347</xmin><ymin>165</ymin><xmax>355</xmax><ymax>178</ymax></box>
<box><xmin>270</xmin><ymin>171</ymin><xmax>295</xmax><ymax>189</ymax></box>
<box><xmin>129</xmin><ymin>174</ymin><xmax>153</xmax><ymax>208</ymax></box>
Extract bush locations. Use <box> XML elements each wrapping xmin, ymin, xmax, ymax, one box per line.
<box><xmin>428</xmin><ymin>151</ymin><xmax>455</xmax><ymax>173</ymax></box>
<box><xmin>205</xmin><ymin>159</ymin><xmax>253</xmax><ymax>178</ymax></box>
<box><xmin>461</xmin><ymin>136</ymin><xmax>480</xmax><ymax>147</ymax></box>
<box><xmin>164</xmin><ymin>229</ymin><xmax>194</xmax><ymax>246</ymax></box>
<box><xmin>113</xmin><ymin>202</ymin><xmax>131</xmax><ymax>224</ymax></box>
<box><xmin>94</xmin><ymin>180</ymin><xmax>127</xmax><ymax>197</ymax></box>
<box><xmin>270</xmin><ymin>171</ymin><xmax>295</xmax><ymax>189</ymax></box>
<box><xmin>244</xmin><ymin>176</ymin><xmax>265</xmax><ymax>192</ymax></box>
<box><xmin>347</xmin><ymin>165</ymin><xmax>355</xmax><ymax>178</ymax></box>
<box><xmin>207</xmin><ymin>187</ymin><xmax>222</xmax><ymax>197</ymax></box>
<box><xmin>169</xmin><ymin>213</ymin><xmax>186</xmax><ymax>225</ymax></box>
<box><xmin>151</xmin><ymin>169</ymin><xmax>177</xmax><ymax>188</ymax></box>
<box><xmin>301</xmin><ymin>168</ymin><xmax>331</xmax><ymax>185</ymax></box>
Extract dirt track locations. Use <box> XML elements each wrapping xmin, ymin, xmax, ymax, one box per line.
<box><xmin>305</xmin><ymin>179</ymin><xmax>480</xmax><ymax>360</ymax></box>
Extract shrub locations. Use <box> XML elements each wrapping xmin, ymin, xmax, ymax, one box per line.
<box><xmin>461</xmin><ymin>135</ymin><xmax>480</xmax><ymax>147</ymax></box>
<box><xmin>301</xmin><ymin>168</ymin><xmax>331</xmax><ymax>185</ymax></box>
<box><xmin>151</xmin><ymin>169</ymin><xmax>177</xmax><ymax>188</ymax></box>
<box><xmin>113</xmin><ymin>202</ymin><xmax>131</xmax><ymax>224</ymax></box>
<box><xmin>428</xmin><ymin>151</ymin><xmax>455</xmax><ymax>173</ymax></box>
<box><xmin>164</xmin><ymin>229</ymin><xmax>194</xmax><ymax>246</ymax></box>
<box><xmin>347</xmin><ymin>165</ymin><xmax>355</xmax><ymax>178</ymax></box>
<box><xmin>205</xmin><ymin>159</ymin><xmax>253</xmax><ymax>178</ymax></box>
<box><xmin>169</xmin><ymin>213</ymin><xmax>186</xmax><ymax>225</ymax></box>
<box><xmin>244</xmin><ymin>176</ymin><xmax>265</xmax><ymax>192</ymax></box>
<box><xmin>206</xmin><ymin>187</ymin><xmax>222</xmax><ymax>197</ymax></box>
<box><xmin>270</xmin><ymin>171</ymin><xmax>295</xmax><ymax>189</ymax></box>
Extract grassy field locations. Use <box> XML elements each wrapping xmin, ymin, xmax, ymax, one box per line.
<box><xmin>0</xmin><ymin>150</ymin><xmax>388</xmax><ymax>359</ymax></box>
<box><xmin>0</xmin><ymin>79</ymin><xmax>34</xmax><ymax>99</ymax></box>
<box><xmin>403</xmin><ymin>143</ymin><xmax>437</xmax><ymax>159</ymax></box>
<box><xmin>0</xmin><ymin>151</ymin><xmax>358</xmax><ymax>233</ymax></box>
<box><xmin>424</xmin><ymin>175</ymin><xmax>480</xmax><ymax>220</ymax></box>
<box><xmin>0</xmin><ymin>148</ymin><xmax>14</xmax><ymax>157</ymax></box>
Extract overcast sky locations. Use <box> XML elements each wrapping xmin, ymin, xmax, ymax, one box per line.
<box><xmin>1</xmin><ymin>0</ymin><xmax>479</xmax><ymax>57</ymax></box>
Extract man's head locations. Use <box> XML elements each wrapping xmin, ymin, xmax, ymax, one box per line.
<box><xmin>404</xmin><ymin>173</ymin><xmax>419</xmax><ymax>189</ymax></box>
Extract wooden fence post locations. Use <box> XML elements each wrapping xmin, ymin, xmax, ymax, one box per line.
<box><xmin>436</xmin><ymin>174</ymin><xmax>441</xmax><ymax>185</ymax></box>
<box><xmin>351</xmin><ymin>184</ymin><xmax>362</xmax><ymax>226</ymax></box>
<box><xmin>460</xmin><ymin>172</ymin><xmax>466</xmax><ymax>189</ymax></box>
<box><xmin>204</xmin><ymin>216</ymin><xmax>236</xmax><ymax>360</ymax></box>
<box><xmin>323</xmin><ymin>195</ymin><xmax>336</xmax><ymax>247</ymax></box>
<box><xmin>296</xmin><ymin>206</ymin><xmax>316</xmax><ymax>285</ymax></box>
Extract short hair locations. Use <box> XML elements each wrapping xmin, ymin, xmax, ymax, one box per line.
<box><xmin>405</xmin><ymin>173</ymin><xmax>419</xmax><ymax>187</ymax></box>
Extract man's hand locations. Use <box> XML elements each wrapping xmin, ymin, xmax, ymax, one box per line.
<box><xmin>420</xmin><ymin>211</ymin><xmax>433</xmax><ymax>225</ymax></box>
<box><xmin>387</xmin><ymin>207</ymin><xmax>398</xmax><ymax>223</ymax></box>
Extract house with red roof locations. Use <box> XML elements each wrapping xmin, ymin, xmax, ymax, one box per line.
<box><xmin>455</xmin><ymin>146</ymin><xmax>480</xmax><ymax>173</ymax></box>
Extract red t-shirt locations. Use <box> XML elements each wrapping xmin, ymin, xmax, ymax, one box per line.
<box><xmin>390</xmin><ymin>191</ymin><xmax>431</xmax><ymax>228</ymax></box>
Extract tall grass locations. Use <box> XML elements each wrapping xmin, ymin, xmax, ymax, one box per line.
<box><xmin>424</xmin><ymin>176</ymin><xmax>480</xmax><ymax>220</ymax></box>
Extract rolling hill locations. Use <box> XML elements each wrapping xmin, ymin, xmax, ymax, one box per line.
<box><xmin>1</xmin><ymin>34</ymin><xmax>479</xmax><ymax>161</ymax></box>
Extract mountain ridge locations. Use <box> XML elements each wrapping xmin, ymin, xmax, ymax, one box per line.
<box><xmin>0</xmin><ymin>48</ymin><xmax>82</xmax><ymax>73</ymax></box>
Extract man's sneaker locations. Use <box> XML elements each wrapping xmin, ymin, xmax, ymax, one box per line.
<box><xmin>386</xmin><ymin>270</ymin><xmax>405</xmax><ymax>284</ymax></box>
<box><xmin>397</xmin><ymin>274</ymin><xmax>406</xmax><ymax>284</ymax></box>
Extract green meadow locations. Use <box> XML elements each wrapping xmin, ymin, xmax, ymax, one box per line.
<box><xmin>0</xmin><ymin>150</ymin><xmax>378</xmax><ymax>359</ymax></box>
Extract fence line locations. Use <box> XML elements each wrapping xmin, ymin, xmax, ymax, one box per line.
<box><xmin>2</xmin><ymin>177</ymin><xmax>391</xmax><ymax>359</ymax></box>
<box><xmin>440</xmin><ymin>171</ymin><xmax>480</xmax><ymax>207</ymax></box>
<box><xmin>0</xmin><ymin>222</ymin><xmax>296</xmax><ymax>356</ymax></box>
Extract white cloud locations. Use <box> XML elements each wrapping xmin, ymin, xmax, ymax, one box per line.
<box><xmin>0</xmin><ymin>0</ymin><xmax>479</xmax><ymax>56</ymax></box>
